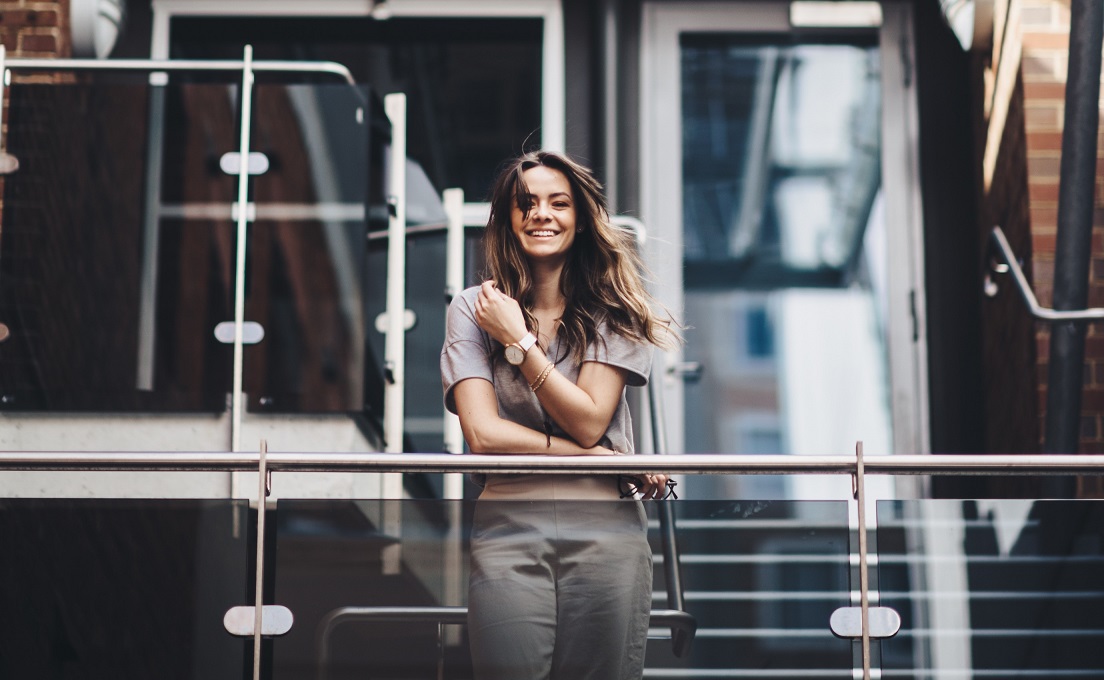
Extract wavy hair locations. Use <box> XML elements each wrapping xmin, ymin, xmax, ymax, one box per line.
<box><xmin>482</xmin><ymin>150</ymin><xmax>679</xmax><ymax>362</ymax></box>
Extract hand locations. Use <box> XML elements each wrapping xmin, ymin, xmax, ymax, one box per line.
<box><xmin>634</xmin><ymin>473</ymin><xmax>670</xmax><ymax>500</ymax></box>
<box><xmin>585</xmin><ymin>445</ymin><xmax>617</xmax><ymax>456</ymax></box>
<box><xmin>474</xmin><ymin>280</ymin><xmax>528</xmax><ymax>346</ymax></box>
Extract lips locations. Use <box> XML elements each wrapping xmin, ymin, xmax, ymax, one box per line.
<box><xmin>527</xmin><ymin>230</ymin><xmax>559</xmax><ymax>237</ymax></box>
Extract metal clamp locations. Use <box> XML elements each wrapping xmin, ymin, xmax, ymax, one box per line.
<box><xmin>224</xmin><ymin>605</ymin><xmax>294</xmax><ymax>637</ymax></box>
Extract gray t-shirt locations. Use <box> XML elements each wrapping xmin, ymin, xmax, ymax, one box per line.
<box><xmin>441</xmin><ymin>286</ymin><xmax>653</xmax><ymax>454</ymax></box>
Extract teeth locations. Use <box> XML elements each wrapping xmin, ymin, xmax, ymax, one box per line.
<box><xmin>530</xmin><ymin>230</ymin><xmax>556</xmax><ymax>237</ymax></box>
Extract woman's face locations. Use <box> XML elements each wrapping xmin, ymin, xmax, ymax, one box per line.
<box><xmin>510</xmin><ymin>165</ymin><xmax>577</xmax><ymax>267</ymax></box>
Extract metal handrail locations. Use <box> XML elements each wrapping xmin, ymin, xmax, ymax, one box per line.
<box><xmin>2</xmin><ymin>56</ymin><xmax>357</xmax><ymax>85</ymax></box>
<box><xmin>988</xmin><ymin>226</ymin><xmax>1104</xmax><ymax>322</ymax></box>
<box><xmin>316</xmin><ymin>606</ymin><xmax>696</xmax><ymax>680</ymax></box>
<box><xmin>3</xmin><ymin>451</ymin><xmax>1104</xmax><ymax>474</ymax></box>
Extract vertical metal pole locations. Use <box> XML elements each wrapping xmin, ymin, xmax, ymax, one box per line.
<box><xmin>252</xmin><ymin>439</ymin><xmax>269</xmax><ymax>680</ymax></box>
<box><xmin>136</xmin><ymin>65</ymin><xmax>168</xmax><ymax>391</ymax></box>
<box><xmin>1044</xmin><ymin>0</ymin><xmax>1104</xmax><ymax>466</ymax></box>
<box><xmin>442</xmin><ymin>188</ymin><xmax>466</xmax><ymax>466</ymax></box>
<box><xmin>382</xmin><ymin>93</ymin><xmax>407</xmax><ymax>460</ymax></box>
<box><xmin>854</xmin><ymin>441</ymin><xmax>871</xmax><ymax>679</ymax></box>
<box><xmin>381</xmin><ymin>93</ymin><xmax>407</xmax><ymax>575</ymax></box>
<box><xmin>441</xmin><ymin>189</ymin><xmax>466</xmax><ymax>646</ymax></box>
<box><xmin>231</xmin><ymin>46</ymin><xmax>256</xmax><ymax>454</ymax></box>
<box><xmin>0</xmin><ymin>44</ymin><xmax>6</xmax><ymax>151</ymax></box>
<box><xmin>600</xmin><ymin>0</ymin><xmax>619</xmax><ymax>211</ymax></box>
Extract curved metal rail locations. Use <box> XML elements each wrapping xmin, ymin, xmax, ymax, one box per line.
<box><xmin>316</xmin><ymin>606</ymin><xmax>696</xmax><ymax>680</ymax></box>
<box><xmin>987</xmin><ymin>226</ymin><xmax>1104</xmax><ymax>322</ymax></box>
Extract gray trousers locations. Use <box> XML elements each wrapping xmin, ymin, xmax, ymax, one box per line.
<box><xmin>468</xmin><ymin>499</ymin><xmax>652</xmax><ymax>680</ymax></box>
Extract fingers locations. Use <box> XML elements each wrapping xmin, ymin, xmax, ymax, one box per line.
<box><xmin>633</xmin><ymin>474</ymin><xmax>669</xmax><ymax>500</ymax></box>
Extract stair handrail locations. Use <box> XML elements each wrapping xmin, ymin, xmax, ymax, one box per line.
<box><xmin>315</xmin><ymin>606</ymin><xmax>696</xmax><ymax>680</ymax></box>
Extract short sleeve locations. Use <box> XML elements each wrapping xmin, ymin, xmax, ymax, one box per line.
<box><xmin>584</xmin><ymin>322</ymin><xmax>654</xmax><ymax>387</ymax></box>
<box><xmin>441</xmin><ymin>288</ymin><xmax>494</xmax><ymax>414</ymax></box>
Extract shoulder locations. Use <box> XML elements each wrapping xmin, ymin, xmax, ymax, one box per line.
<box><xmin>586</xmin><ymin>320</ymin><xmax>654</xmax><ymax>387</ymax></box>
<box><xmin>451</xmin><ymin>286</ymin><xmax>481</xmax><ymax>310</ymax></box>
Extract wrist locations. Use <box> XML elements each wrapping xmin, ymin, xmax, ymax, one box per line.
<box><xmin>504</xmin><ymin>332</ymin><xmax>538</xmax><ymax>365</ymax></box>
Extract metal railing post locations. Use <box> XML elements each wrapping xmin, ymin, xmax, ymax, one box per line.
<box><xmin>231</xmin><ymin>45</ymin><xmax>255</xmax><ymax>455</ymax></box>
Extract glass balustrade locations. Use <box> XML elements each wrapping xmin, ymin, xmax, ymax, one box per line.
<box><xmin>878</xmin><ymin>499</ymin><xmax>1104</xmax><ymax>679</ymax></box>
<box><xmin>1</xmin><ymin>488</ymin><xmax>1103</xmax><ymax>678</ymax></box>
<box><xmin>0</xmin><ymin>499</ymin><xmax>251</xmax><ymax>678</ymax></box>
<box><xmin>270</xmin><ymin>497</ymin><xmax>852</xmax><ymax>680</ymax></box>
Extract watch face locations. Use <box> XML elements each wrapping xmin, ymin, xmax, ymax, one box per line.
<box><xmin>505</xmin><ymin>344</ymin><xmax>525</xmax><ymax>365</ymax></box>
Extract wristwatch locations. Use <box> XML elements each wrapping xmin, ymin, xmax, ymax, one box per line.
<box><xmin>504</xmin><ymin>332</ymin><xmax>538</xmax><ymax>365</ymax></box>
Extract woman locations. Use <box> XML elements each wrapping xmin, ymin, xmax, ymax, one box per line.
<box><xmin>440</xmin><ymin>150</ymin><xmax>677</xmax><ymax>680</ymax></box>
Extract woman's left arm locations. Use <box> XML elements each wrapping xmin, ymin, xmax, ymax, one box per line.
<box><xmin>474</xmin><ymin>281</ymin><xmax>626</xmax><ymax>448</ymax></box>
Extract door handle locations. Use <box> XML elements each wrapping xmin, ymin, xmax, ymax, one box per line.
<box><xmin>668</xmin><ymin>361</ymin><xmax>704</xmax><ymax>383</ymax></box>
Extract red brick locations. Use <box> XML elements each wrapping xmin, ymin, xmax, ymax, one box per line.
<box><xmin>1027</xmin><ymin>132</ymin><xmax>1064</xmax><ymax>151</ymax></box>
<box><xmin>0</xmin><ymin>10</ymin><xmax>60</xmax><ymax>27</ymax></box>
<box><xmin>18</xmin><ymin>32</ymin><xmax>56</xmax><ymax>54</ymax></box>
<box><xmin>1029</xmin><ymin>181</ymin><xmax>1060</xmax><ymax>202</ymax></box>
<box><xmin>1031</xmin><ymin>206</ymin><xmax>1059</xmax><ymax>227</ymax></box>
<box><xmin>1034</xmin><ymin>232</ymin><xmax>1057</xmax><ymax>252</ymax></box>
<box><xmin>1025</xmin><ymin>104</ymin><xmax>1062</xmax><ymax>130</ymax></box>
<box><xmin>1024</xmin><ymin>32</ymin><xmax>1070</xmax><ymax>49</ymax></box>
<box><xmin>1087</xmin><ymin>335</ymin><xmax>1104</xmax><ymax>356</ymax></box>
<box><xmin>1082</xmin><ymin>415</ymin><xmax>1098</xmax><ymax>439</ymax></box>
<box><xmin>1024</xmin><ymin>81</ymin><xmax>1066</xmax><ymax>99</ymax></box>
<box><xmin>1081</xmin><ymin>388</ymin><xmax>1104</xmax><ymax>412</ymax></box>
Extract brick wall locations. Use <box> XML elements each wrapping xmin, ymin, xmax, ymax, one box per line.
<box><xmin>1020</xmin><ymin>0</ymin><xmax>1104</xmax><ymax>459</ymax></box>
<box><xmin>0</xmin><ymin>1</ymin><xmax>69</xmax><ymax>58</ymax></box>
<box><xmin>0</xmin><ymin>1</ymin><xmax>69</xmax><ymax>226</ymax></box>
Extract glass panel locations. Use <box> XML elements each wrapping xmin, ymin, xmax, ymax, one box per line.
<box><xmin>272</xmin><ymin>498</ymin><xmax>852</xmax><ymax>679</ymax></box>
<box><xmin>0</xmin><ymin>81</ymin><xmax>236</xmax><ymax>413</ymax></box>
<box><xmin>0</xmin><ymin>499</ymin><xmax>250</xmax><ymax>676</ymax></box>
<box><xmin>679</xmin><ymin>34</ymin><xmax>892</xmax><ymax>502</ymax></box>
<box><xmin>169</xmin><ymin>16</ymin><xmax>543</xmax><ymax>198</ymax></box>
<box><xmin>244</xmin><ymin>84</ymin><xmax>385</xmax><ymax>415</ymax></box>
<box><xmin>878</xmin><ymin>500</ymin><xmax>1104</xmax><ymax>678</ymax></box>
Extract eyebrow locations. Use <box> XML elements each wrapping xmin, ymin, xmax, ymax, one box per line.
<box><xmin>517</xmin><ymin>192</ymin><xmax>573</xmax><ymax>201</ymax></box>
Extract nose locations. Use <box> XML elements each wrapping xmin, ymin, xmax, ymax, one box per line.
<box><xmin>532</xmin><ymin>201</ymin><xmax>552</xmax><ymax>221</ymax></box>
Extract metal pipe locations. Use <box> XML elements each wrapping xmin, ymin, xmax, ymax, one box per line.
<box><xmin>1045</xmin><ymin>0</ymin><xmax>1104</xmax><ymax>463</ymax></box>
<box><xmin>3</xmin><ymin>57</ymin><xmax>357</xmax><ymax>85</ymax></box>
<box><xmin>988</xmin><ymin>227</ymin><xmax>1104</xmax><ymax>322</ymax></box>
<box><xmin>854</xmin><ymin>443</ymin><xmax>871</xmax><ymax>679</ymax></box>
<box><xmin>315</xmin><ymin>605</ymin><xmax>697</xmax><ymax>680</ymax></box>
<box><xmin>230</xmin><ymin>46</ymin><xmax>255</xmax><ymax>454</ymax></box>
<box><xmin>4</xmin><ymin>452</ymin><xmax>1104</xmax><ymax>475</ymax></box>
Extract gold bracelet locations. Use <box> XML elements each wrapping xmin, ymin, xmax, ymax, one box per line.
<box><xmin>530</xmin><ymin>362</ymin><xmax>555</xmax><ymax>392</ymax></box>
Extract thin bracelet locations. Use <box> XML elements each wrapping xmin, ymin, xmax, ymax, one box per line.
<box><xmin>530</xmin><ymin>362</ymin><xmax>555</xmax><ymax>392</ymax></box>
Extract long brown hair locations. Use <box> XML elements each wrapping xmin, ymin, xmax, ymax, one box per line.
<box><xmin>482</xmin><ymin>150</ymin><xmax>678</xmax><ymax>361</ymax></box>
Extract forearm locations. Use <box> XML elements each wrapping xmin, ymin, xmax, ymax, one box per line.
<box><xmin>462</xmin><ymin>416</ymin><xmax>607</xmax><ymax>456</ymax></box>
<box><xmin>517</xmin><ymin>347</ymin><xmax>620</xmax><ymax>448</ymax></box>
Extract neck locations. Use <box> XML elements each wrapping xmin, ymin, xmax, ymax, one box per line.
<box><xmin>529</xmin><ymin>260</ymin><xmax>566</xmax><ymax>312</ymax></box>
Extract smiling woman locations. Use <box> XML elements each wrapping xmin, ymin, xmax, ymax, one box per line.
<box><xmin>509</xmin><ymin>165</ymin><xmax>578</xmax><ymax>266</ymax></box>
<box><xmin>440</xmin><ymin>150</ymin><xmax>680</xmax><ymax>680</ymax></box>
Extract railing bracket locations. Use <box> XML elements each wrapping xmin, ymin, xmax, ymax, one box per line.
<box><xmin>829</xmin><ymin>605</ymin><xmax>901</xmax><ymax>640</ymax></box>
<box><xmin>223</xmin><ymin>605</ymin><xmax>294</xmax><ymax>637</ymax></box>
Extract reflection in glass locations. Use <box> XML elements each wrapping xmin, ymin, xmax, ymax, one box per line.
<box><xmin>680</xmin><ymin>36</ymin><xmax>881</xmax><ymax>281</ymax></box>
<box><xmin>879</xmin><ymin>500</ymin><xmax>1104</xmax><ymax>678</ymax></box>
<box><xmin>678</xmin><ymin>35</ymin><xmax>892</xmax><ymax>504</ymax></box>
<box><xmin>0</xmin><ymin>499</ymin><xmax>250</xmax><ymax>677</ymax></box>
<box><xmin>272</xmin><ymin>499</ymin><xmax>851</xmax><ymax>679</ymax></box>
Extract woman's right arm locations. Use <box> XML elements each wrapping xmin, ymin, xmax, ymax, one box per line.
<box><xmin>453</xmin><ymin>378</ymin><xmax>614</xmax><ymax>456</ymax></box>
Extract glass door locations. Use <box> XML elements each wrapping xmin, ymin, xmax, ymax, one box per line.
<box><xmin>641</xmin><ymin>2</ymin><xmax>927</xmax><ymax>500</ymax></box>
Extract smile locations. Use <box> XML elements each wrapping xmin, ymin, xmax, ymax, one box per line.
<box><xmin>527</xmin><ymin>230</ymin><xmax>560</xmax><ymax>237</ymax></box>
